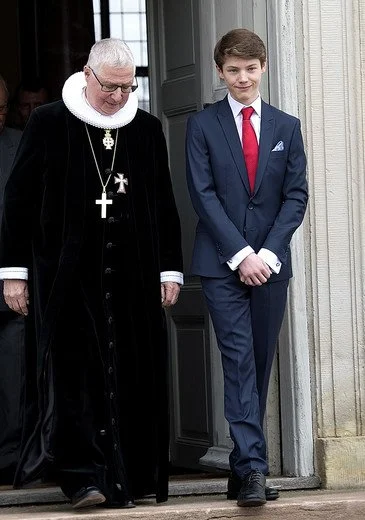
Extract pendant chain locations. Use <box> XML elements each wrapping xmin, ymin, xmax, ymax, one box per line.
<box><xmin>85</xmin><ymin>125</ymin><xmax>119</xmax><ymax>192</ymax></box>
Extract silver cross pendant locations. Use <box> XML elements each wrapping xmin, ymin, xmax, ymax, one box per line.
<box><xmin>96</xmin><ymin>191</ymin><xmax>113</xmax><ymax>218</ymax></box>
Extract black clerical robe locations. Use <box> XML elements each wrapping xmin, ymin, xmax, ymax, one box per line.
<box><xmin>0</xmin><ymin>101</ymin><xmax>183</xmax><ymax>505</ymax></box>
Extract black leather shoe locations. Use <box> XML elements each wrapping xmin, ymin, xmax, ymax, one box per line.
<box><xmin>71</xmin><ymin>486</ymin><xmax>106</xmax><ymax>509</ymax></box>
<box><xmin>236</xmin><ymin>469</ymin><xmax>266</xmax><ymax>507</ymax></box>
<box><xmin>227</xmin><ymin>471</ymin><xmax>279</xmax><ymax>501</ymax></box>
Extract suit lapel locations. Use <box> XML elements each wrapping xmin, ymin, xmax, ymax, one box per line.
<box><xmin>254</xmin><ymin>100</ymin><xmax>275</xmax><ymax>194</ymax></box>
<box><xmin>217</xmin><ymin>97</ymin><xmax>251</xmax><ymax>194</ymax></box>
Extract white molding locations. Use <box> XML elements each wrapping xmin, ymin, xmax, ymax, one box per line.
<box><xmin>267</xmin><ymin>0</ymin><xmax>314</xmax><ymax>476</ymax></box>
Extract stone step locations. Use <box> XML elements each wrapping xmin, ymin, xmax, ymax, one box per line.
<box><xmin>0</xmin><ymin>475</ymin><xmax>321</xmax><ymax>506</ymax></box>
<box><xmin>0</xmin><ymin>489</ymin><xmax>364</xmax><ymax>520</ymax></box>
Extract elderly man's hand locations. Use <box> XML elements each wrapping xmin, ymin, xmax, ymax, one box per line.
<box><xmin>161</xmin><ymin>282</ymin><xmax>180</xmax><ymax>307</ymax></box>
<box><xmin>3</xmin><ymin>279</ymin><xmax>29</xmax><ymax>316</ymax></box>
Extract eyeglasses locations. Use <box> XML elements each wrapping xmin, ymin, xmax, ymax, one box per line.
<box><xmin>0</xmin><ymin>104</ymin><xmax>8</xmax><ymax>114</ymax></box>
<box><xmin>90</xmin><ymin>68</ymin><xmax>138</xmax><ymax>93</ymax></box>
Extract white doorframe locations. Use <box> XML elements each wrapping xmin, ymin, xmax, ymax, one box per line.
<box><xmin>267</xmin><ymin>0</ymin><xmax>314</xmax><ymax>477</ymax></box>
<box><xmin>147</xmin><ymin>0</ymin><xmax>315</xmax><ymax>477</ymax></box>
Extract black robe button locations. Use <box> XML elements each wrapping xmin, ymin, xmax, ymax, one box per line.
<box><xmin>106</xmin><ymin>242</ymin><xmax>113</xmax><ymax>249</ymax></box>
<box><xmin>108</xmin><ymin>316</ymin><xmax>113</xmax><ymax>324</ymax></box>
<box><xmin>109</xmin><ymin>341</ymin><xmax>114</xmax><ymax>349</ymax></box>
<box><xmin>105</xmin><ymin>267</ymin><xmax>112</xmax><ymax>274</ymax></box>
<box><xmin>110</xmin><ymin>392</ymin><xmax>114</xmax><ymax>399</ymax></box>
<box><xmin>105</xmin><ymin>292</ymin><xmax>111</xmax><ymax>299</ymax></box>
<box><xmin>108</xmin><ymin>366</ymin><xmax>113</xmax><ymax>374</ymax></box>
<box><xmin>111</xmin><ymin>418</ymin><xmax>116</xmax><ymax>425</ymax></box>
<box><xmin>108</xmin><ymin>216</ymin><xmax>114</xmax><ymax>223</ymax></box>
<box><xmin>113</xmin><ymin>443</ymin><xmax>117</xmax><ymax>450</ymax></box>
<box><xmin>100</xmin><ymin>429</ymin><xmax>106</xmax><ymax>436</ymax></box>
<box><xmin>107</xmin><ymin>191</ymin><xmax>114</xmax><ymax>198</ymax></box>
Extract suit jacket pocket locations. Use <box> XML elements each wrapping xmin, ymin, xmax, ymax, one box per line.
<box><xmin>270</xmin><ymin>151</ymin><xmax>287</xmax><ymax>159</ymax></box>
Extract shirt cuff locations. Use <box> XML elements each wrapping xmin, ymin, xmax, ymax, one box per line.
<box><xmin>227</xmin><ymin>246</ymin><xmax>255</xmax><ymax>270</ymax></box>
<box><xmin>258</xmin><ymin>248</ymin><xmax>282</xmax><ymax>274</ymax></box>
<box><xmin>0</xmin><ymin>267</ymin><xmax>29</xmax><ymax>280</ymax></box>
<box><xmin>160</xmin><ymin>271</ymin><xmax>184</xmax><ymax>285</ymax></box>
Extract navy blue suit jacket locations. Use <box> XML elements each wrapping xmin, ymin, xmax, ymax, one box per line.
<box><xmin>186</xmin><ymin>96</ymin><xmax>308</xmax><ymax>281</ymax></box>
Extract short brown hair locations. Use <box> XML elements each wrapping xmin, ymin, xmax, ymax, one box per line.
<box><xmin>214</xmin><ymin>28</ymin><xmax>267</xmax><ymax>69</ymax></box>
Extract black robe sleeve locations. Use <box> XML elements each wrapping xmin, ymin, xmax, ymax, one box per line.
<box><xmin>0</xmin><ymin>110</ymin><xmax>44</xmax><ymax>269</ymax></box>
<box><xmin>153</xmin><ymin>119</ymin><xmax>183</xmax><ymax>275</ymax></box>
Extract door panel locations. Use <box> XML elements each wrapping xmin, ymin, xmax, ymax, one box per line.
<box><xmin>148</xmin><ymin>0</ymin><xmax>212</xmax><ymax>469</ymax></box>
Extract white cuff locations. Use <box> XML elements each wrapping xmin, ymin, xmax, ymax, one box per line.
<box><xmin>0</xmin><ymin>267</ymin><xmax>28</xmax><ymax>280</ymax></box>
<box><xmin>258</xmin><ymin>248</ymin><xmax>281</xmax><ymax>274</ymax></box>
<box><xmin>160</xmin><ymin>271</ymin><xmax>184</xmax><ymax>285</ymax></box>
<box><xmin>227</xmin><ymin>246</ymin><xmax>254</xmax><ymax>270</ymax></box>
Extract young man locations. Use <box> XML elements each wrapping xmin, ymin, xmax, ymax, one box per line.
<box><xmin>186</xmin><ymin>29</ymin><xmax>308</xmax><ymax>507</ymax></box>
<box><xmin>0</xmin><ymin>39</ymin><xmax>183</xmax><ymax>509</ymax></box>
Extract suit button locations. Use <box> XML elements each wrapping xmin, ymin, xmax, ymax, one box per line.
<box><xmin>248</xmin><ymin>204</ymin><xmax>254</xmax><ymax>210</ymax></box>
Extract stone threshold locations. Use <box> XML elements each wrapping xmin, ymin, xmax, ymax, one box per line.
<box><xmin>0</xmin><ymin>475</ymin><xmax>320</xmax><ymax>507</ymax></box>
<box><xmin>0</xmin><ymin>489</ymin><xmax>364</xmax><ymax>520</ymax></box>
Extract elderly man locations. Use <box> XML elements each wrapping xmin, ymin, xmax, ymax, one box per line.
<box><xmin>0</xmin><ymin>74</ymin><xmax>24</xmax><ymax>485</ymax></box>
<box><xmin>0</xmin><ymin>39</ymin><xmax>183</xmax><ymax>509</ymax></box>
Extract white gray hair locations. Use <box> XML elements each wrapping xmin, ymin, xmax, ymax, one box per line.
<box><xmin>87</xmin><ymin>38</ymin><xmax>135</xmax><ymax>73</ymax></box>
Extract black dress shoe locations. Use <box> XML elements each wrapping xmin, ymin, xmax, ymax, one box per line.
<box><xmin>236</xmin><ymin>469</ymin><xmax>266</xmax><ymax>507</ymax></box>
<box><xmin>227</xmin><ymin>470</ymin><xmax>279</xmax><ymax>501</ymax></box>
<box><xmin>71</xmin><ymin>486</ymin><xmax>106</xmax><ymax>509</ymax></box>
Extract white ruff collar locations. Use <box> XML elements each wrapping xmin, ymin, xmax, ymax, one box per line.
<box><xmin>62</xmin><ymin>71</ymin><xmax>138</xmax><ymax>129</ymax></box>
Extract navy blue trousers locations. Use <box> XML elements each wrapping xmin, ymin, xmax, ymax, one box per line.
<box><xmin>201</xmin><ymin>274</ymin><xmax>289</xmax><ymax>478</ymax></box>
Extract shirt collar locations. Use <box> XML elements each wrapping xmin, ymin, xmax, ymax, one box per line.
<box><xmin>228</xmin><ymin>93</ymin><xmax>262</xmax><ymax>119</ymax></box>
<box><xmin>62</xmin><ymin>71</ymin><xmax>138</xmax><ymax>129</ymax></box>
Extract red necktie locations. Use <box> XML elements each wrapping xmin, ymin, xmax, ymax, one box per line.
<box><xmin>241</xmin><ymin>107</ymin><xmax>258</xmax><ymax>194</ymax></box>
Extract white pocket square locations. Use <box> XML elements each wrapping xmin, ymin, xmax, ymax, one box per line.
<box><xmin>272</xmin><ymin>141</ymin><xmax>284</xmax><ymax>152</ymax></box>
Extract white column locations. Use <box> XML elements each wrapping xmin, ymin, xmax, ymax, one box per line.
<box><xmin>267</xmin><ymin>0</ymin><xmax>314</xmax><ymax>477</ymax></box>
<box><xmin>298</xmin><ymin>0</ymin><xmax>365</xmax><ymax>488</ymax></box>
